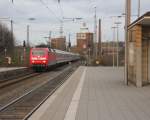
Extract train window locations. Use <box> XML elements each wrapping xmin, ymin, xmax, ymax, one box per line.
<box><xmin>32</xmin><ymin>50</ymin><xmax>46</xmax><ymax>56</ymax></box>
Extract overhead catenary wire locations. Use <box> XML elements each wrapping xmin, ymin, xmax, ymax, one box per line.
<box><xmin>57</xmin><ymin>0</ymin><xmax>64</xmax><ymax>37</ymax></box>
<box><xmin>88</xmin><ymin>0</ymin><xmax>97</xmax><ymax>12</ymax></box>
<box><xmin>58</xmin><ymin>1</ymin><xmax>64</xmax><ymax>19</ymax></box>
<box><xmin>10</xmin><ymin>0</ymin><xmax>26</xmax><ymax>15</ymax></box>
<box><xmin>39</xmin><ymin>0</ymin><xmax>62</xmax><ymax>22</ymax></box>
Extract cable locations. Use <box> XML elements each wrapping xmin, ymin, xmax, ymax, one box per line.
<box><xmin>58</xmin><ymin>0</ymin><xmax>64</xmax><ymax>37</ymax></box>
<box><xmin>39</xmin><ymin>0</ymin><xmax>62</xmax><ymax>22</ymax></box>
<box><xmin>58</xmin><ymin>1</ymin><xmax>64</xmax><ymax>19</ymax></box>
<box><xmin>10</xmin><ymin>1</ymin><xmax>26</xmax><ymax>15</ymax></box>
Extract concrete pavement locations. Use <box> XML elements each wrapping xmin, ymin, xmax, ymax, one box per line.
<box><xmin>29</xmin><ymin>66</ymin><xmax>150</xmax><ymax>120</ymax></box>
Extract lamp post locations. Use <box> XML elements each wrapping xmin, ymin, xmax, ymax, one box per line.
<box><xmin>115</xmin><ymin>22</ymin><xmax>121</xmax><ymax>67</ymax></box>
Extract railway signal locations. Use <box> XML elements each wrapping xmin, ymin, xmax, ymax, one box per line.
<box><xmin>23</xmin><ymin>40</ymin><xmax>26</xmax><ymax>48</ymax></box>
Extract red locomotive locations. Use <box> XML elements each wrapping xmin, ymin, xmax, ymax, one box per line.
<box><xmin>30</xmin><ymin>47</ymin><xmax>79</xmax><ymax>70</ymax></box>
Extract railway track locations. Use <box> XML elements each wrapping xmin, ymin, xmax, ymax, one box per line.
<box><xmin>0</xmin><ymin>65</ymin><xmax>75</xmax><ymax>120</ymax></box>
<box><xmin>0</xmin><ymin>72</ymin><xmax>41</xmax><ymax>88</ymax></box>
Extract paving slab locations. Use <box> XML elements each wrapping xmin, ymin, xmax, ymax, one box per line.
<box><xmin>29</xmin><ymin>66</ymin><xmax>150</xmax><ymax>120</ymax></box>
<box><xmin>29</xmin><ymin>66</ymin><xmax>85</xmax><ymax>120</ymax></box>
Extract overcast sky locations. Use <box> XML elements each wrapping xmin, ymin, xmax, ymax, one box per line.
<box><xmin>0</xmin><ymin>0</ymin><xmax>150</xmax><ymax>46</ymax></box>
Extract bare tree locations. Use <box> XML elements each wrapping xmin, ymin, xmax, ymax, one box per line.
<box><xmin>0</xmin><ymin>22</ymin><xmax>15</xmax><ymax>56</ymax></box>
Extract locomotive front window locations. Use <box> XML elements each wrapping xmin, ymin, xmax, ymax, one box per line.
<box><xmin>32</xmin><ymin>50</ymin><xmax>46</xmax><ymax>56</ymax></box>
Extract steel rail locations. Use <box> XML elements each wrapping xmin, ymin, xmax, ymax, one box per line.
<box><xmin>0</xmin><ymin>67</ymin><xmax>74</xmax><ymax>120</ymax></box>
<box><xmin>0</xmin><ymin>72</ymin><xmax>41</xmax><ymax>88</ymax></box>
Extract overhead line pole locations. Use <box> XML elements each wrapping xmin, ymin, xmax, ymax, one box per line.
<box><xmin>112</xmin><ymin>27</ymin><xmax>117</xmax><ymax>67</ymax></box>
<box><xmin>27</xmin><ymin>25</ymin><xmax>30</xmax><ymax>47</ymax></box>
<box><xmin>68</xmin><ymin>33</ymin><xmax>71</xmax><ymax>52</ymax></box>
<box><xmin>125</xmin><ymin>0</ymin><xmax>131</xmax><ymax>85</ymax></box>
<box><xmin>58</xmin><ymin>0</ymin><xmax>64</xmax><ymax>38</ymax></box>
<box><xmin>11</xmin><ymin>20</ymin><xmax>13</xmax><ymax>36</ymax></box>
<box><xmin>116</xmin><ymin>25</ymin><xmax>119</xmax><ymax>67</ymax></box>
<box><xmin>49</xmin><ymin>31</ymin><xmax>51</xmax><ymax>47</ymax></box>
<box><xmin>138</xmin><ymin>0</ymin><xmax>141</xmax><ymax>17</ymax></box>
<box><xmin>98</xmin><ymin>19</ymin><xmax>102</xmax><ymax>58</ymax></box>
<box><xmin>94</xmin><ymin>7</ymin><xmax>97</xmax><ymax>59</ymax></box>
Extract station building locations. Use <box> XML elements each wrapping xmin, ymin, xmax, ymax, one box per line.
<box><xmin>51</xmin><ymin>37</ymin><xmax>66</xmax><ymax>51</ymax></box>
<box><xmin>128</xmin><ymin>12</ymin><xmax>150</xmax><ymax>87</ymax></box>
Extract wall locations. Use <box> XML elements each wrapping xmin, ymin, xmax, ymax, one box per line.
<box><xmin>142</xmin><ymin>26</ymin><xmax>150</xmax><ymax>84</ymax></box>
<box><xmin>148</xmin><ymin>40</ymin><xmax>150</xmax><ymax>82</ymax></box>
<box><xmin>128</xmin><ymin>25</ymin><xmax>142</xmax><ymax>87</ymax></box>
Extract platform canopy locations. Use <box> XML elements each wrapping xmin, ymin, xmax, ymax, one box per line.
<box><xmin>128</xmin><ymin>12</ymin><xmax>150</xmax><ymax>30</ymax></box>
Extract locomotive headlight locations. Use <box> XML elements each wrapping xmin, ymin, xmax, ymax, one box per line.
<box><xmin>32</xmin><ymin>57</ymin><xmax>37</xmax><ymax>60</ymax></box>
<box><xmin>40</xmin><ymin>57</ymin><xmax>46</xmax><ymax>60</ymax></box>
<box><xmin>32</xmin><ymin>60</ymin><xmax>35</xmax><ymax>63</ymax></box>
<box><xmin>43</xmin><ymin>61</ymin><xmax>46</xmax><ymax>63</ymax></box>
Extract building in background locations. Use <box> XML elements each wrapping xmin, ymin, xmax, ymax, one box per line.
<box><xmin>70</xmin><ymin>45</ymin><xmax>78</xmax><ymax>53</ymax></box>
<box><xmin>101</xmin><ymin>41</ymin><xmax>125</xmax><ymax>66</ymax></box>
<box><xmin>76</xmin><ymin>23</ymin><xmax>94</xmax><ymax>56</ymax></box>
<box><xmin>51</xmin><ymin>37</ymin><xmax>66</xmax><ymax>51</ymax></box>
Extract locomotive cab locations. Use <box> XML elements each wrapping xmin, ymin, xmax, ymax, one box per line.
<box><xmin>30</xmin><ymin>48</ymin><xmax>48</xmax><ymax>70</ymax></box>
<box><xmin>30</xmin><ymin>47</ymin><xmax>80</xmax><ymax>71</ymax></box>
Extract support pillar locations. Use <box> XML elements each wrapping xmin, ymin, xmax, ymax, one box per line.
<box><xmin>135</xmin><ymin>25</ymin><xmax>142</xmax><ymax>87</ymax></box>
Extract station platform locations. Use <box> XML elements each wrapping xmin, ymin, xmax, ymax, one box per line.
<box><xmin>0</xmin><ymin>67</ymin><xmax>26</xmax><ymax>73</ymax></box>
<box><xmin>29</xmin><ymin>66</ymin><xmax>150</xmax><ymax>120</ymax></box>
<box><xmin>0</xmin><ymin>67</ymin><xmax>30</xmax><ymax>81</ymax></box>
